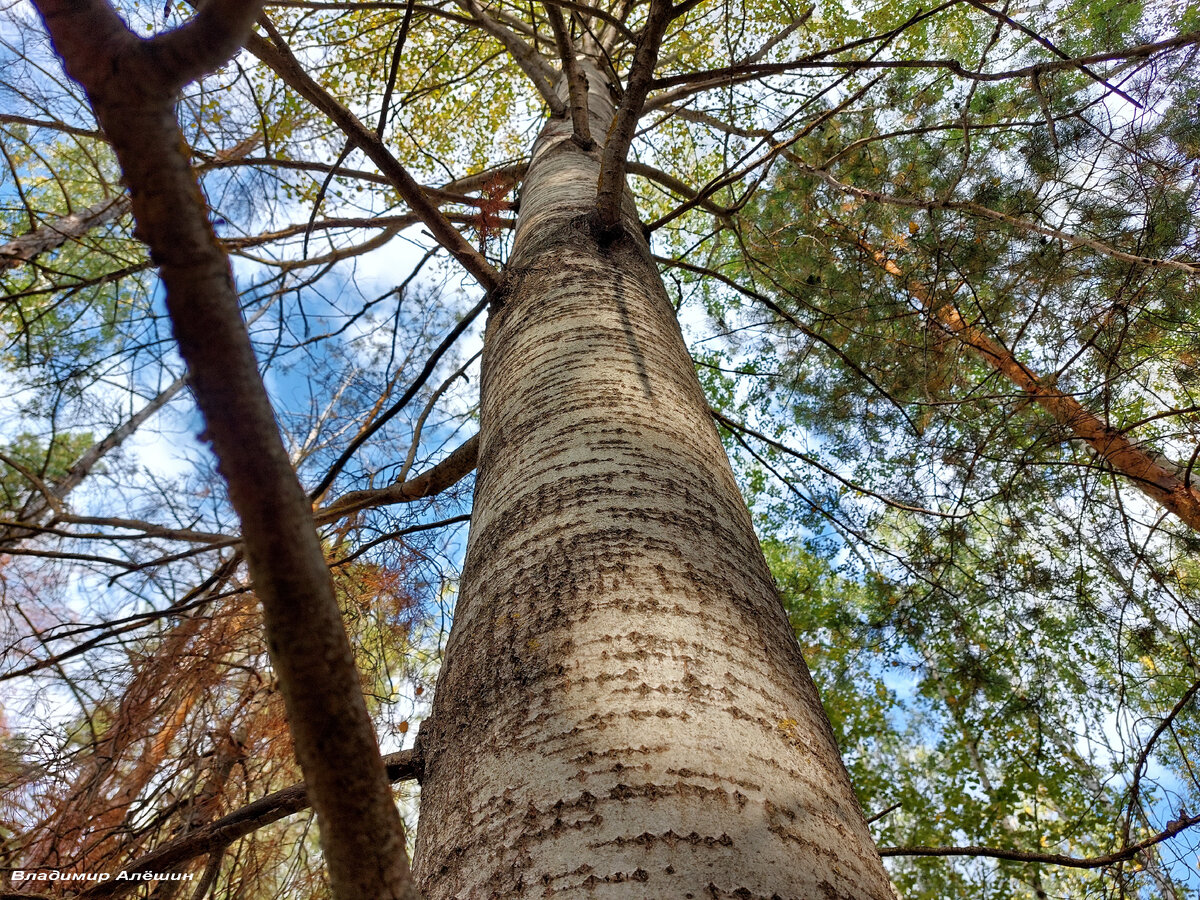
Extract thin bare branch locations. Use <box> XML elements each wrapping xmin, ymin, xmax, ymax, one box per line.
<box><xmin>544</xmin><ymin>1</ymin><xmax>593</xmax><ymax>147</ymax></box>
<box><xmin>1</xmin><ymin>376</ymin><xmax>187</xmax><ymax>548</ymax></box>
<box><xmin>880</xmin><ymin>813</ymin><xmax>1200</xmax><ymax>868</ymax></box>
<box><xmin>248</xmin><ymin>19</ymin><xmax>500</xmax><ymax>291</ymax></box>
<box><xmin>309</xmin><ymin>294</ymin><xmax>490</xmax><ymax>498</ymax></box>
<box><xmin>626</xmin><ymin>160</ymin><xmax>733</xmax><ymax>219</ymax></box>
<box><xmin>317</xmin><ymin>432</ymin><xmax>479</xmax><ymax>523</ymax></box>
<box><xmin>656</xmin><ymin>253</ymin><xmax>922</xmax><ymax>435</ymax></box>
<box><xmin>960</xmin><ymin>0</ymin><xmax>1140</xmax><ymax>107</ymax></box>
<box><xmin>712</xmin><ymin>409</ymin><xmax>964</xmax><ymax>518</ymax></box>
<box><xmin>651</xmin><ymin>28</ymin><xmax>1200</xmax><ymax>93</ymax></box>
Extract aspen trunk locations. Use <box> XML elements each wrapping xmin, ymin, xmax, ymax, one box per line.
<box><xmin>412</xmin><ymin>69</ymin><xmax>896</xmax><ymax>900</ymax></box>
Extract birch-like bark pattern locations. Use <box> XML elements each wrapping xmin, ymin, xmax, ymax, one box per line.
<box><xmin>413</xmin><ymin>68</ymin><xmax>896</xmax><ymax>900</ymax></box>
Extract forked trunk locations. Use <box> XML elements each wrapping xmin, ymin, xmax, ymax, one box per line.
<box><xmin>413</xmin><ymin>68</ymin><xmax>896</xmax><ymax>899</ymax></box>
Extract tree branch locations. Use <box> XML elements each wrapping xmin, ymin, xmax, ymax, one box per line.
<box><xmin>594</xmin><ymin>0</ymin><xmax>672</xmax><ymax>232</ymax></box>
<box><xmin>0</xmin><ymin>376</ymin><xmax>186</xmax><ymax>548</ymax></box>
<box><xmin>710</xmin><ymin>409</ymin><xmax>962</xmax><ymax>518</ymax></box>
<box><xmin>806</xmin><ymin>160</ymin><xmax>1200</xmax><ymax>275</ymax></box>
<box><xmin>655</xmin><ymin>253</ymin><xmax>922</xmax><ymax>435</ymax></box>
<box><xmin>247</xmin><ymin>18</ymin><xmax>499</xmax><ymax>292</ymax></box>
<box><xmin>626</xmin><ymin>160</ymin><xmax>733</xmax><ymax>219</ymax></box>
<box><xmin>646</xmin><ymin>72</ymin><xmax>885</xmax><ymax>232</ymax></box>
<box><xmin>644</xmin><ymin>1</ymin><xmax>958</xmax><ymax>111</ymax></box>
<box><xmin>33</xmin><ymin>0</ymin><xmax>262</xmax><ymax>100</ymax></box>
<box><xmin>855</xmin><ymin>235</ymin><xmax>1200</xmax><ymax>530</ymax></box>
<box><xmin>1</xmin><ymin>135</ymin><xmax>261</xmax><ymax>269</ymax></box>
<box><xmin>456</xmin><ymin>0</ymin><xmax>565</xmax><ymax>114</ymax></box>
<box><xmin>52</xmin><ymin>752</ymin><xmax>422</xmax><ymax>900</ymax></box>
<box><xmin>309</xmin><ymin>294</ymin><xmax>489</xmax><ymax>499</ymax></box>
<box><xmin>316</xmin><ymin>433</ymin><xmax>479</xmax><ymax>523</ymax></box>
<box><xmin>143</xmin><ymin>0</ymin><xmax>267</xmax><ymax>91</ymax></box>
<box><xmin>959</xmin><ymin>0</ymin><xmax>1140</xmax><ymax>107</ymax></box>
<box><xmin>1126</xmin><ymin>676</ymin><xmax>1200</xmax><ymax>828</ymax></box>
<box><xmin>543</xmin><ymin>0</ymin><xmax>637</xmax><ymax>44</ymax></box>
<box><xmin>0</xmin><ymin>195</ymin><xmax>129</xmax><ymax>268</ymax></box>
<box><xmin>650</xmin><ymin>28</ymin><xmax>1200</xmax><ymax>93</ymax></box>
<box><xmin>33</xmin><ymin>3</ymin><xmax>420</xmax><ymax>897</ymax></box>
<box><xmin>544</xmin><ymin>1</ymin><xmax>593</xmax><ymax>147</ymax></box>
<box><xmin>0</xmin><ymin>112</ymin><xmax>105</xmax><ymax>140</ymax></box>
<box><xmin>880</xmin><ymin>812</ymin><xmax>1200</xmax><ymax>868</ymax></box>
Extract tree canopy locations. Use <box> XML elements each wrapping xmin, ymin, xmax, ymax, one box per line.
<box><xmin>1</xmin><ymin>0</ymin><xmax>1199</xmax><ymax>895</ymax></box>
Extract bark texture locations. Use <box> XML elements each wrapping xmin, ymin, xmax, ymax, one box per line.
<box><xmin>413</xmin><ymin>71</ymin><xmax>896</xmax><ymax>900</ymax></box>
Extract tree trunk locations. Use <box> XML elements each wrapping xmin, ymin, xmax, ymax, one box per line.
<box><xmin>412</xmin><ymin>67</ymin><xmax>896</xmax><ymax>900</ymax></box>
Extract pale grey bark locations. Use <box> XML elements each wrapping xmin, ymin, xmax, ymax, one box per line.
<box><xmin>0</xmin><ymin>195</ymin><xmax>129</xmax><ymax>268</ymax></box>
<box><xmin>412</xmin><ymin>63</ymin><xmax>897</xmax><ymax>900</ymax></box>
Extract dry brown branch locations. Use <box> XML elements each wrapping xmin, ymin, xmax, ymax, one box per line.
<box><xmin>3</xmin><ymin>752</ymin><xmax>421</xmax><ymax>900</ymax></box>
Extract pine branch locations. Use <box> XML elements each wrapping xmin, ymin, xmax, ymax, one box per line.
<box><xmin>855</xmin><ymin>235</ymin><xmax>1200</xmax><ymax>530</ymax></box>
<box><xmin>809</xmin><ymin>161</ymin><xmax>1200</xmax><ymax>275</ymax></box>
